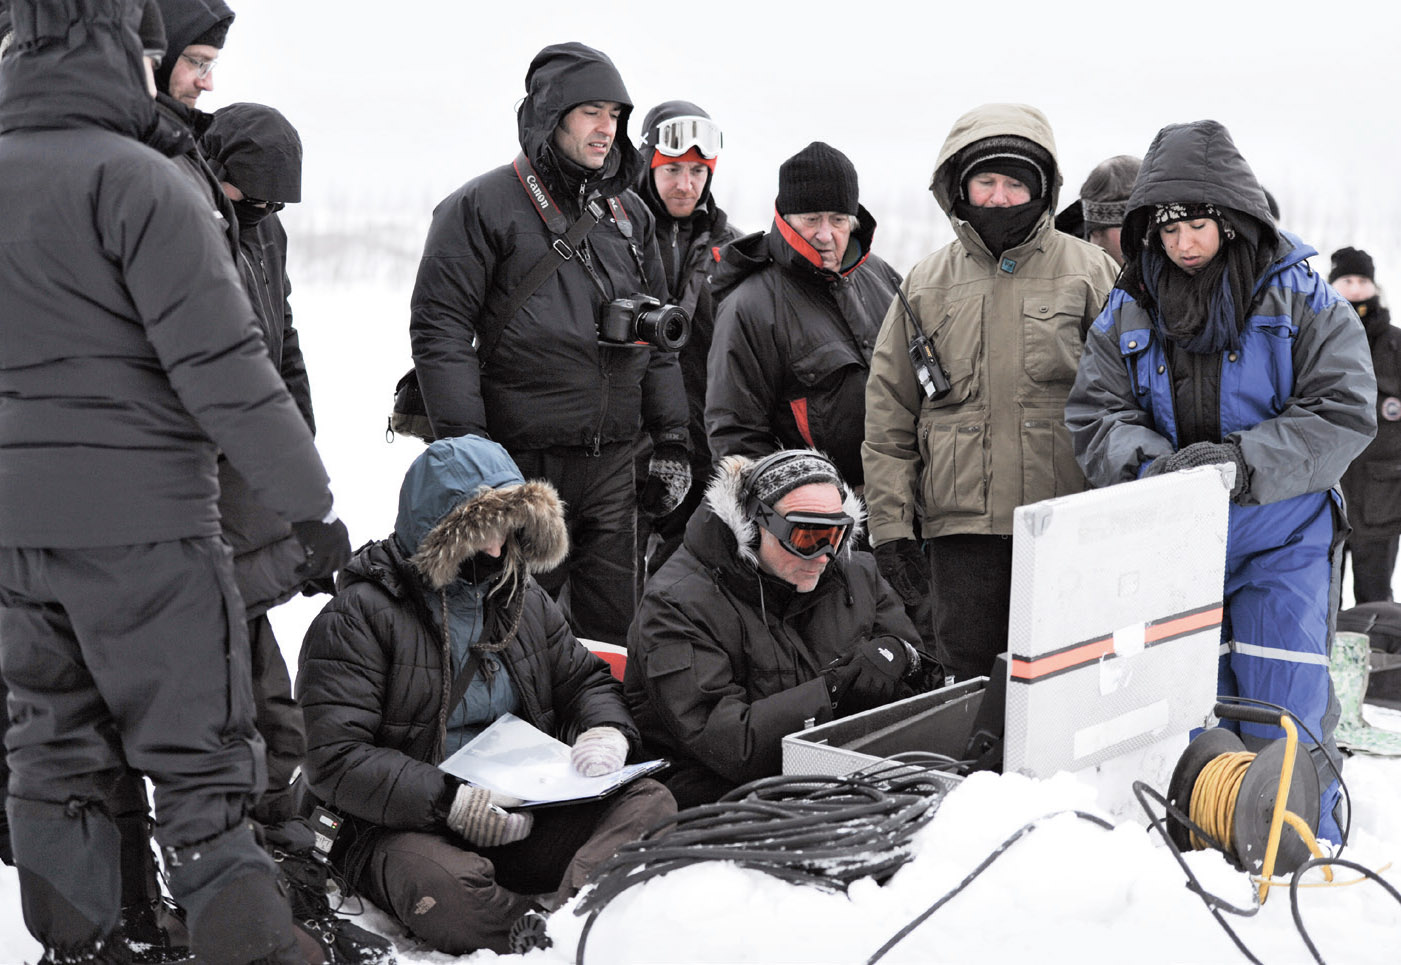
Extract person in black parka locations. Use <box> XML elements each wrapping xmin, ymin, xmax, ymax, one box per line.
<box><xmin>632</xmin><ymin>100</ymin><xmax>743</xmax><ymax>580</ymax></box>
<box><xmin>298</xmin><ymin>435</ymin><xmax>675</xmax><ymax>955</ymax></box>
<box><xmin>625</xmin><ymin>450</ymin><xmax>934</xmax><ymax>808</ymax></box>
<box><xmin>705</xmin><ymin>142</ymin><xmax>901</xmax><ymax>490</ymax></box>
<box><xmin>410</xmin><ymin>42</ymin><xmax>690</xmax><ymax>646</ymax></box>
<box><xmin>1333</xmin><ymin>247</ymin><xmax>1401</xmax><ymax>602</ymax></box>
<box><xmin>0</xmin><ymin>2</ymin><xmax>349</xmax><ymax>962</ymax></box>
<box><xmin>151</xmin><ymin>0</ymin><xmax>237</xmax><ymax>251</ymax></box>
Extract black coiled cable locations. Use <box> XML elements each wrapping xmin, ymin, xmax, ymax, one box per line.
<box><xmin>571</xmin><ymin>760</ymin><xmax>955</xmax><ymax>964</ymax></box>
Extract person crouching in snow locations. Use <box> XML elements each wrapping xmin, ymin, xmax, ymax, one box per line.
<box><xmin>297</xmin><ymin>435</ymin><xmax>676</xmax><ymax>954</ymax></box>
<box><xmin>1065</xmin><ymin>120</ymin><xmax>1377</xmax><ymax>843</ymax></box>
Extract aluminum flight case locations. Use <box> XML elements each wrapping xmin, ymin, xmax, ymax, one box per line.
<box><xmin>780</xmin><ymin>678</ymin><xmax>986</xmax><ymax>791</ymax></box>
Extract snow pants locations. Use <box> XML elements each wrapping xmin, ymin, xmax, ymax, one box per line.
<box><xmin>247</xmin><ymin>612</ymin><xmax>306</xmax><ymax>825</ymax></box>
<box><xmin>1218</xmin><ymin>493</ymin><xmax>1344</xmax><ymax>841</ymax></box>
<box><xmin>512</xmin><ymin>441</ymin><xmax>638</xmax><ymax>645</ymax></box>
<box><xmin>0</xmin><ymin>538</ymin><xmax>291</xmax><ymax>958</ymax></box>
<box><xmin>1346</xmin><ymin>533</ymin><xmax>1398</xmax><ymax>604</ymax></box>
<box><xmin>356</xmin><ymin>777</ymin><xmax>675</xmax><ymax>954</ymax></box>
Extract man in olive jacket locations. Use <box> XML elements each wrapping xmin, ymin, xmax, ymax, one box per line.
<box><xmin>626</xmin><ymin>450</ymin><xmax>931</xmax><ymax>808</ymax></box>
<box><xmin>410</xmin><ymin>42</ymin><xmax>688</xmax><ymax>646</ymax></box>
<box><xmin>0</xmin><ymin>2</ymin><xmax>348</xmax><ymax>961</ymax></box>
<box><xmin>863</xmin><ymin>103</ymin><xmax>1117</xmax><ymax>682</ymax></box>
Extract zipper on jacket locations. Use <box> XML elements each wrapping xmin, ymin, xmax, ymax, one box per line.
<box><xmin>587</xmin><ymin>369</ymin><xmax>608</xmax><ymax>456</ymax></box>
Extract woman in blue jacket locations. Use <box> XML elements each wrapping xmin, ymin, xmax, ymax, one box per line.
<box><xmin>1065</xmin><ymin>120</ymin><xmax>1376</xmax><ymax>842</ymax></box>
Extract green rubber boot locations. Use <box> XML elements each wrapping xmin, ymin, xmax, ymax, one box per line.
<box><xmin>1331</xmin><ymin>631</ymin><xmax>1401</xmax><ymax>756</ymax></box>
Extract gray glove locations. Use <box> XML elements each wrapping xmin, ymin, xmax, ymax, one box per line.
<box><xmin>1143</xmin><ymin>441</ymin><xmax>1249</xmax><ymax>500</ymax></box>
<box><xmin>446</xmin><ymin>785</ymin><xmax>533</xmax><ymax>847</ymax></box>
<box><xmin>639</xmin><ymin>442</ymin><xmax>692</xmax><ymax>517</ymax></box>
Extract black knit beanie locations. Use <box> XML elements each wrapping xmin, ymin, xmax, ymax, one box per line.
<box><xmin>776</xmin><ymin>142</ymin><xmax>859</xmax><ymax>216</ymax></box>
<box><xmin>1329</xmin><ymin>246</ymin><xmax>1374</xmax><ymax>283</ymax></box>
<box><xmin>744</xmin><ymin>450</ymin><xmax>842</xmax><ymax>512</ymax></box>
<box><xmin>957</xmin><ymin>135</ymin><xmax>1052</xmax><ymax>201</ymax></box>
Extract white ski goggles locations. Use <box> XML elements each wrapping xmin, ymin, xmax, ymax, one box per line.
<box><xmin>647</xmin><ymin>115</ymin><xmax>723</xmax><ymax>159</ymax></box>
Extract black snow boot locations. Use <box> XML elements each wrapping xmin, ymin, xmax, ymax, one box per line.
<box><xmin>38</xmin><ymin>935</ymin><xmax>132</xmax><ymax>964</ymax></box>
<box><xmin>508</xmin><ymin>909</ymin><xmax>553</xmax><ymax>954</ymax></box>
<box><xmin>117</xmin><ymin>898</ymin><xmax>191</xmax><ymax>964</ymax></box>
<box><xmin>265</xmin><ymin>819</ymin><xmax>396</xmax><ymax>965</ymax></box>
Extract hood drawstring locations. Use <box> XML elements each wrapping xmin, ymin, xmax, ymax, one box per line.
<box><xmin>436</xmin><ymin>589</ymin><xmax>452</xmax><ymax>758</ymax></box>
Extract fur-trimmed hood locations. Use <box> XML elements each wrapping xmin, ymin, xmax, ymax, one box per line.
<box><xmin>393</xmin><ymin>435</ymin><xmax>567</xmax><ymax>591</ymax></box>
<box><xmin>704</xmin><ymin>453</ymin><xmax>864</xmax><ymax>568</ymax></box>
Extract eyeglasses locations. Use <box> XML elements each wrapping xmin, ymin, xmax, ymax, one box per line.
<box><xmin>179</xmin><ymin>52</ymin><xmax>219</xmax><ymax>80</ymax></box>
<box><xmin>647</xmin><ymin>115</ymin><xmax>723</xmax><ymax>159</ymax></box>
<box><xmin>752</xmin><ymin>502</ymin><xmax>853</xmax><ymax>560</ymax></box>
<box><xmin>241</xmin><ymin>197</ymin><xmax>285</xmax><ymax>212</ymax></box>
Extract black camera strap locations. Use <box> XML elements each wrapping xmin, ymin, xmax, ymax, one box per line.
<box><xmin>473</xmin><ymin>153</ymin><xmax>613</xmax><ymax>365</ymax></box>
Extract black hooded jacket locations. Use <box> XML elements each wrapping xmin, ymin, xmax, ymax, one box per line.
<box><xmin>1118</xmin><ymin>120</ymin><xmax>1280</xmax><ymax>452</ymax></box>
<box><xmin>201</xmin><ymin>102</ymin><xmax>317</xmax><ymax>616</ymax></box>
<box><xmin>0</xmin><ymin>0</ymin><xmax>331</xmax><ymax>548</ymax></box>
<box><xmin>150</xmin><ymin>0</ymin><xmax>237</xmax><ymax>251</ymax></box>
<box><xmin>705</xmin><ymin>210</ymin><xmax>900</xmax><ymax>485</ymax></box>
<box><xmin>409</xmin><ymin>43</ymin><xmax>687</xmax><ymax>452</ymax></box>
<box><xmin>635</xmin><ymin>100</ymin><xmax>743</xmax><ymax>464</ymax></box>
<box><xmin>1341</xmin><ymin>301</ymin><xmax>1401</xmax><ymax>539</ymax></box>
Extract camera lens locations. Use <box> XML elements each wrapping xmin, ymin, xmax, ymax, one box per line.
<box><xmin>635</xmin><ymin>304</ymin><xmax>690</xmax><ymax>351</ymax></box>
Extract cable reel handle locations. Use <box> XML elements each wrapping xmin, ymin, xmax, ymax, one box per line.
<box><xmin>1213</xmin><ymin>702</ymin><xmax>1283</xmax><ymax>727</ymax></box>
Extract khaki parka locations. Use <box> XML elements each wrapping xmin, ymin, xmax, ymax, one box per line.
<box><xmin>862</xmin><ymin>103</ymin><xmax>1118</xmax><ymax>544</ymax></box>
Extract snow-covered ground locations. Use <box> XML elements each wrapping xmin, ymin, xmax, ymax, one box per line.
<box><xmin>1</xmin><ymin>282</ymin><xmax>1399</xmax><ymax>964</ymax></box>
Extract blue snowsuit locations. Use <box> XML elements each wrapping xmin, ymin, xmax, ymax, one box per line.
<box><xmin>1065</xmin><ymin>121</ymin><xmax>1376</xmax><ymax>841</ymax></box>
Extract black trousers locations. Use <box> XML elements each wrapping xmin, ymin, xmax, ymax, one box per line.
<box><xmin>247</xmin><ymin>613</ymin><xmax>306</xmax><ymax>825</ymax></box>
<box><xmin>927</xmin><ymin>533</ymin><xmax>1014</xmax><ymax>682</ymax></box>
<box><xmin>0</xmin><ymin>538</ymin><xmax>279</xmax><ymax>950</ymax></box>
<box><xmin>511</xmin><ymin>442</ymin><xmax>638</xmax><ymax>645</ymax></box>
<box><xmin>1346</xmin><ymin>534</ymin><xmax>1399</xmax><ymax>604</ymax></box>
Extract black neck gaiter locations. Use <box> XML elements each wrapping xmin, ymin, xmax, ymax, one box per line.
<box><xmin>953</xmin><ymin>199</ymin><xmax>1046</xmax><ymax>258</ymax></box>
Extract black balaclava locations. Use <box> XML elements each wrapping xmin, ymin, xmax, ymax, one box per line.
<box><xmin>951</xmin><ymin>135</ymin><xmax>1053</xmax><ymax>258</ymax></box>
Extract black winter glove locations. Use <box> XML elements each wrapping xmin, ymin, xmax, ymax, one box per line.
<box><xmin>1143</xmin><ymin>441</ymin><xmax>1249</xmax><ymax>500</ymax></box>
<box><xmin>826</xmin><ymin>635</ymin><xmax>916</xmax><ymax>716</ymax></box>
<box><xmin>292</xmin><ymin>515</ymin><xmax>352</xmax><ymax>595</ymax></box>
<box><xmin>639</xmin><ymin>442</ymin><xmax>692</xmax><ymax>517</ymax></box>
<box><xmin>873</xmin><ymin>538</ymin><xmax>931</xmax><ymax>606</ymax></box>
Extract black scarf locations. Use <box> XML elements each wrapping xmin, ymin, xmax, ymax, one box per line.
<box><xmin>232</xmin><ymin>199</ymin><xmax>275</xmax><ymax>230</ymax></box>
<box><xmin>953</xmin><ymin>199</ymin><xmax>1046</xmax><ymax>259</ymax></box>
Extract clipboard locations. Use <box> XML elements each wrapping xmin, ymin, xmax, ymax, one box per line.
<box><xmin>439</xmin><ymin>713</ymin><xmax>668</xmax><ymax>809</ymax></box>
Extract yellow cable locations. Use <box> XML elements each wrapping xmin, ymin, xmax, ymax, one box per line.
<box><xmin>1189</xmin><ymin>751</ymin><xmax>1253</xmax><ymax>851</ymax></box>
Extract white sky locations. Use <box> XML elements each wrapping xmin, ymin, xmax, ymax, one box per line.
<box><xmin>214</xmin><ymin>0</ymin><xmax>1400</xmax><ymax>265</ymax></box>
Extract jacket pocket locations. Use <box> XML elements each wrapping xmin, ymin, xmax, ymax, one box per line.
<box><xmin>1022</xmin><ymin>294</ymin><xmax>1085</xmax><ymax>384</ymax></box>
<box><xmin>1020</xmin><ymin>407</ymin><xmax>1087</xmax><ymax>505</ymax></box>
<box><xmin>920</xmin><ymin>419</ymin><xmax>987</xmax><ymax>515</ymax></box>
<box><xmin>645</xmin><ymin>642</ymin><xmax>694</xmax><ymax>678</ymax></box>
<box><xmin>790</xmin><ymin>341</ymin><xmax>866</xmax><ymax>453</ymax></box>
<box><xmin>1360</xmin><ymin>461</ymin><xmax>1401</xmax><ymax>529</ymax></box>
<box><xmin>923</xmin><ymin>295</ymin><xmax>984</xmax><ymax>410</ymax></box>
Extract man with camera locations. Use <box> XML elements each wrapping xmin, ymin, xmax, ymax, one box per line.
<box><xmin>705</xmin><ymin>141</ymin><xmax>901</xmax><ymax>492</ymax></box>
<box><xmin>410</xmin><ymin>42</ymin><xmax>689</xmax><ymax>645</ymax></box>
<box><xmin>624</xmin><ymin>449</ymin><xmax>935</xmax><ymax>808</ymax></box>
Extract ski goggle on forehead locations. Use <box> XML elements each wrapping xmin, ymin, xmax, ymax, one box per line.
<box><xmin>648</xmin><ymin>115</ymin><xmax>724</xmax><ymax>159</ymax></box>
<box><xmin>752</xmin><ymin>501</ymin><xmax>853</xmax><ymax>560</ymax></box>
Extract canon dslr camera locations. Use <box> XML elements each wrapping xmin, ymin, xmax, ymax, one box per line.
<box><xmin>598</xmin><ymin>294</ymin><xmax>690</xmax><ymax>351</ymax></box>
